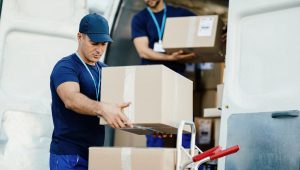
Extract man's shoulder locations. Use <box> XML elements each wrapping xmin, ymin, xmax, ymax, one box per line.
<box><xmin>132</xmin><ymin>8</ymin><xmax>148</xmax><ymax>21</ymax></box>
<box><xmin>167</xmin><ymin>5</ymin><xmax>195</xmax><ymax>16</ymax></box>
<box><xmin>55</xmin><ymin>53</ymin><xmax>77</xmax><ymax>67</ymax></box>
<box><xmin>167</xmin><ymin>5</ymin><xmax>186</xmax><ymax>11</ymax></box>
<box><xmin>52</xmin><ymin>53</ymin><xmax>79</xmax><ymax>73</ymax></box>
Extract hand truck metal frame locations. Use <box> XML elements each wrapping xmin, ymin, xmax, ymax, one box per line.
<box><xmin>176</xmin><ymin>120</ymin><xmax>239</xmax><ymax>170</ymax></box>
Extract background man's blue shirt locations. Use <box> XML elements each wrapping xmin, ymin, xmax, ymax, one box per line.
<box><xmin>50</xmin><ymin>53</ymin><xmax>106</xmax><ymax>160</ymax></box>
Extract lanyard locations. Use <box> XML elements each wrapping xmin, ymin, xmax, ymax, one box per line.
<box><xmin>147</xmin><ymin>3</ymin><xmax>167</xmax><ymax>42</ymax></box>
<box><xmin>75</xmin><ymin>52</ymin><xmax>101</xmax><ymax>101</ymax></box>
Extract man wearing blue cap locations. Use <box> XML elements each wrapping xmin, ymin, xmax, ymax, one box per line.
<box><xmin>49</xmin><ymin>13</ymin><xmax>132</xmax><ymax>170</ymax></box>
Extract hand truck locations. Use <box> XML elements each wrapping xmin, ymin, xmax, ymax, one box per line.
<box><xmin>176</xmin><ymin>120</ymin><xmax>239</xmax><ymax>170</ymax></box>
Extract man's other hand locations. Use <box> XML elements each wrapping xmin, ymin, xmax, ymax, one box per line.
<box><xmin>100</xmin><ymin>102</ymin><xmax>133</xmax><ymax>129</ymax></box>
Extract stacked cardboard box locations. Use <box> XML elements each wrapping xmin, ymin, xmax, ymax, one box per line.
<box><xmin>114</xmin><ymin>129</ymin><xmax>146</xmax><ymax>147</ymax></box>
<box><xmin>191</xmin><ymin>63</ymin><xmax>223</xmax><ymax>117</ymax></box>
<box><xmin>91</xmin><ymin>65</ymin><xmax>211</xmax><ymax>169</ymax></box>
<box><xmin>194</xmin><ymin>117</ymin><xmax>213</xmax><ymax>145</ymax></box>
<box><xmin>89</xmin><ymin>147</ymin><xmax>177</xmax><ymax>170</ymax></box>
<box><xmin>203</xmin><ymin>84</ymin><xmax>224</xmax><ymax>146</ymax></box>
<box><xmin>163</xmin><ymin>15</ymin><xmax>225</xmax><ymax>63</ymax></box>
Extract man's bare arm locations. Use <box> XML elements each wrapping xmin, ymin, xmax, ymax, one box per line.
<box><xmin>133</xmin><ymin>36</ymin><xmax>196</xmax><ymax>61</ymax></box>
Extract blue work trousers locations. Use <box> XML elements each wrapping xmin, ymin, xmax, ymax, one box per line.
<box><xmin>50</xmin><ymin>153</ymin><xmax>88</xmax><ymax>170</ymax></box>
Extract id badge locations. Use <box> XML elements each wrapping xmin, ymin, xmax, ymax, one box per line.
<box><xmin>153</xmin><ymin>41</ymin><xmax>165</xmax><ymax>53</ymax></box>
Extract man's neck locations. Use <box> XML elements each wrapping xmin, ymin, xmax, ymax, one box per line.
<box><xmin>150</xmin><ymin>1</ymin><xmax>165</xmax><ymax>13</ymax></box>
<box><xmin>76</xmin><ymin>50</ymin><xmax>96</xmax><ymax>66</ymax></box>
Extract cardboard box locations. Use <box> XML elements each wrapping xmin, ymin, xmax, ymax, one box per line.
<box><xmin>89</xmin><ymin>147</ymin><xmax>176</xmax><ymax>170</ymax></box>
<box><xmin>214</xmin><ymin>118</ymin><xmax>221</xmax><ymax>146</ymax></box>
<box><xmin>201</xmin><ymin>63</ymin><xmax>224</xmax><ymax>90</ymax></box>
<box><xmin>100</xmin><ymin>65</ymin><xmax>193</xmax><ymax>135</ymax></box>
<box><xmin>163</xmin><ymin>15</ymin><xmax>224</xmax><ymax>63</ymax></box>
<box><xmin>203</xmin><ymin>108</ymin><xmax>221</xmax><ymax>117</ymax></box>
<box><xmin>201</xmin><ymin>90</ymin><xmax>217</xmax><ymax>109</ymax></box>
<box><xmin>194</xmin><ymin>117</ymin><xmax>212</xmax><ymax>145</ymax></box>
<box><xmin>216</xmin><ymin>84</ymin><xmax>224</xmax><ymax>109</ymax></box>
<box><xmin>114</xmin><ymin>129</ymin><xmax>146</xmax><ymax>147</ymax></box>
<box><xmin>193</xmin><ymin>90</ymin><xmax>217</xmax><ymax>117</ymax></box>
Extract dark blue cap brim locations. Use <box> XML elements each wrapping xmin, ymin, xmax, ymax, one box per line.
<box><xmin>87</xmin><ymin>33</ymin><xmax>113</xmax><ymax>43</ymax></box>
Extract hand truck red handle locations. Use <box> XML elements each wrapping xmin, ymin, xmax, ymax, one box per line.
<box><xmin>187</xmin><ymin>145</ymin><xmax>239</xmax><ymax>169</ymax></box>
<box><xmin>210</xmin><ymin>145</ymin><xmax>239</xmax><ymax>160</ymax></box>
<box><xmin>192</xmin><ymin>145</ymin><xmax>222</xmax><ymax>162</ymax></box>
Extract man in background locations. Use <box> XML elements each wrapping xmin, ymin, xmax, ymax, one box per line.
<box><xmin>131</xmin><ymin>0</ymin><xmax>196</xmax><ymax>147</ymax></box>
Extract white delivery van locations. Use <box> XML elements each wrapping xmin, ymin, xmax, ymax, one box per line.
<box><xmin>1</xmin><ymin>0</ymin><xmax>299</xmax><ymax>169</ymax></box>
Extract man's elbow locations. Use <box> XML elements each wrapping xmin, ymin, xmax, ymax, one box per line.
<box><xmin>133</xmin><ymin>44</ymin><xmax>150</xmax><ymax>59</ymax></box>
<box><xmin>136</xmin><ymin>50</ymin><xmax>149</xmax><ymax>59</ymax></box>
<box><xmin>64</xmin><ymin>99</ymin><xmax>75</xmax><ymax>110</ymax></box>
<box><xmin>139</xmin><ymin>53</ymin><xmax>148</xmax><ymax>59</ymax></box>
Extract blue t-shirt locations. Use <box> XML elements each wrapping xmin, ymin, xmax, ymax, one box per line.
<box><xmin>50</xmin><ymin>53</ymin><xmax>106</xmax><ymax>160</ymax></box>
<box><xmin>131</xmin><ymin>5</ymin><xmax>195</xmax><ymax>73</ymax></box>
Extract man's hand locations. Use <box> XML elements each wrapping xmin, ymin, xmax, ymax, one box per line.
<box><xmin>168</xmin><ymin>50</ymin><xmax>196</xmax><ymax>61</ymax></box>
<box><xmin>152</xmin><ymin>132</ymin><xmax>173</xmax><ymax>138</ymax></box>
<box><xmin>221</xmin><ymin>24</ymin><xmax>227</xmax><ymax>43</ymax></box>
<box><xmin>100</xmin><ymin>102</ymin><xmax>133</xmax><ymax>129</ymax></box>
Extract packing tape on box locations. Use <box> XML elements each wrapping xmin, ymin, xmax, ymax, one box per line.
<box><xmin>186</xmin><ymin>17</ymin><xmax>198</xmax><ymax>47</ymax></box>
<box><xmin>172</xmin><ymin>74</ymin><xmax>179</xmax><ymax>123</ymax></box>
<box><xmin>121</xmin><ymin>148</ymin><xmax>132</xmax><ymax>170</ymax></box>
<box><xmin>123</xmin><ymin>67</ymin><xmax>135</xmax><ymax>122</ymax></box>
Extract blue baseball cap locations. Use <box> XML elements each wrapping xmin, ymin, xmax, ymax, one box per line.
<box><xmin>79</xmin><ymin>13</ymin><xmax>113</xmax><ymax>43</ymax></box>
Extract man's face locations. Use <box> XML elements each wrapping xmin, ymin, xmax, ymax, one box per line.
<box><xmin>144</xmin><ymin>0</ymin><xmax>161</xmax><ymax>9</ymax></box>
<box><xmin>78</xmin><ymin>33</ymin><xmax>107</xmax><ymax>65</ymax></box>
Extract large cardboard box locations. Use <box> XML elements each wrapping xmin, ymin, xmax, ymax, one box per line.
<box><xmin>201</xmin><ymin>63</ymin><xmax>224</xmax><ymax>90</ymax></box>
<box><xmin>100</xmin><ymin>65</ymin><xmax>193</xmax><ymax>134</ymax></box>
<box><xmin>89</xmin><ymin>147</ymin><xmax>176</xmax><ymax>170</ymax></box>
<box><xmin>193</xmin><ymin>90</ymin><xmax>217</xmax><ymax>117</ymax></box>
<box><xmin>201</xmin><ymin>90</ymin><xmax>217</xmax><ymax>109</ymax></box>
<box><xmin>163</xmin><ymin>15</ymin><xmax>224</xmax><ymax>63</ymax></box>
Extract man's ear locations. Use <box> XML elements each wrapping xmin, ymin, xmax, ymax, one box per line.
<box><xmin>77</xmin><ymin>32</ymin><xmax>83</xmax><ymax>41</ymax></box>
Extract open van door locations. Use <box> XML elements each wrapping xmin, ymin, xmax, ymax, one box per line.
<box><xmin>0</xmin><ymin>0</ymin><xmax>86</xmax><ymax>169</ymax></box>
<box><xmin>219</xmin><ymin>0</ymin><xmax>300</xmax><ymax>169</ymax></box>
<box><xmin>0</xmin><ymin>0</ymin><xmax>126</xmax><ymax>168</ymax></box>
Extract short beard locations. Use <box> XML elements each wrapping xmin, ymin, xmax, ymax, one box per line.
<box><xmin>146</xmin><ymin>0</ymin><xmax>161</xmax><ymax>9</ymax></box>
